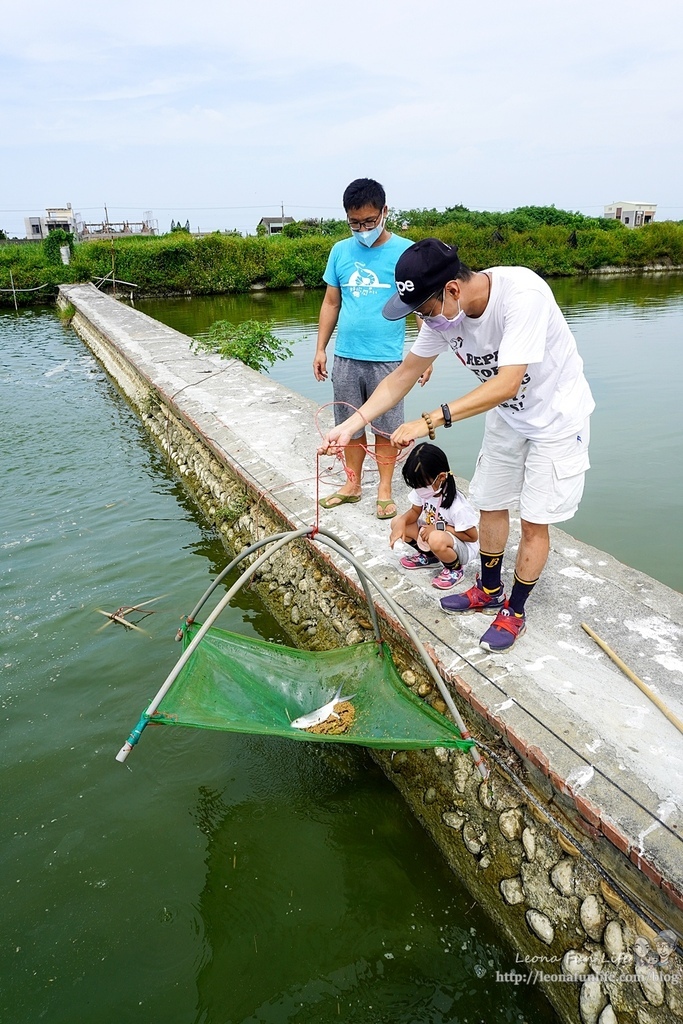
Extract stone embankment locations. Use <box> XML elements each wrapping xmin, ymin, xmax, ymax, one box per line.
<box><xmin>59</xmin><ymin>283</ymin><xmax>683</xmax><ymax>1024</ymax></box>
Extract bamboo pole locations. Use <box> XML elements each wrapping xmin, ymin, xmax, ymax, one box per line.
<box><xmin>9</xmin><ymin>269</ymin><xmax>18</xmax><ymax>313</ymax></box>
<box><xmin>581</xmin><ymin>622</ymin><xmax>683</xmax><ymax>736</ymax></box>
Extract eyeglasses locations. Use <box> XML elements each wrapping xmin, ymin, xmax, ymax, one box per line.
<box><xmin>347</xmin><ymin>210</ymin><xmax>384</xmax><ymax>231</ymax></box>
<box><xmin>415</xmin><ymin>292</ymin><xmax>444</xmax><ymax>320</ymax></box>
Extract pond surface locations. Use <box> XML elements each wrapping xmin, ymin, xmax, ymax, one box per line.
<box><xmin>139</xmin><ymin>272</ymin><xmax>683</xmax><ymax>593</ymax></box>
<box><xmin>1</xmin><ymin>309</ymin><xmax>558</xmax><ymax>1022</ymax></box>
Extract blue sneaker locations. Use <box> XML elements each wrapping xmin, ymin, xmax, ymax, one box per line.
<box><xmin>440</xmin><ymin>576</ymin><xmax>505</xmax><ymax>614</ymax></box>
<box><xmin>479</xmin><ymin>602</ymin><xmax>526</xmax><ymax>652</ymax></box>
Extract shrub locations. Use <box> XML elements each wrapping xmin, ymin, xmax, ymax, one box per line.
<box><xmin>192</xmin><ymin>319</ymin><xmax>293</xmax><ymax>373</ymax></box>
<box><xmin>43</xmin><ymin>229</ymin><xmax>74</xmax><ymax>265</ymax></box>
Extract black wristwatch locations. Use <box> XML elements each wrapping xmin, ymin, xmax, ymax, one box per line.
<box><xmin>441</xmin><ymin>403</ymin><xmax>452</xmax><ymax>428</ymax></box>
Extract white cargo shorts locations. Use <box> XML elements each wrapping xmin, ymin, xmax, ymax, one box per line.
<box><xmin>470</xmin><ymin>410</ymin><xmax>591</xmax><ymax>525</ymax></box>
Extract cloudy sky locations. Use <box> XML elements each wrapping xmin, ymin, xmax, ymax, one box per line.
<box><xmin>2</xmin><ymin>0</ymin><xmax>681</xmax><ymax>237</ymax></box>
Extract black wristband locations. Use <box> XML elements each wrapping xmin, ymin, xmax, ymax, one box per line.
<box><xmin>441</xmin><ymin>403</ymin><xmax>452</xmax><ymax>428</ymax></box>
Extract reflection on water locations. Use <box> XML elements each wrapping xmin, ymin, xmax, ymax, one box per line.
<box><xmin>192</xmin><ymin>739</ymin><xmax>555</xmax><ymax>1024</ymax></box>
<box><xmin>1</xmin><ymin>309</ymin><xmax>559</xmax><ymax>1023</ymax></box>
<box><xmin>139</xmin><ymin>273</ymin><xmax>683</xmax><ymax>593</ymax></box>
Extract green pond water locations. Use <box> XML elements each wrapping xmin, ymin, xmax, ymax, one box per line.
<box><xmin>2</xmin><ymin>310</ymin><xmax>558</xmax><ymax>1023</ymax></box>
<box><xmin>4</xmin><ymin>274</ymin><xmax>682</xmax><ymax>1023</ymax></box>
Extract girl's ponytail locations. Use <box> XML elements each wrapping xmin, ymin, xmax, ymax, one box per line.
<box><xmin>439</xmin><ymin>471</ymin><xmax>457</xmax><ymax>510</ymax></box>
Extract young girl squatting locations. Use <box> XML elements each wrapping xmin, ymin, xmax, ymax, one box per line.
<box><xmin>390</xmin><ymin>443</ymin><xmax>479</xmax><ymax>590</ymax></box>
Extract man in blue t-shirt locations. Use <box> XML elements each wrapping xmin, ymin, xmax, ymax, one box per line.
<box><xmin>314</xmin><ymin>178</ymin><xmax>422</xmax><ymax>519</ymax></box>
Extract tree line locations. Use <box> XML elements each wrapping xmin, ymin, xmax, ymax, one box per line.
<box><xmin>2</xmin><ymin>208</ymin><xmax>683</xmax><ymax>306</ymax></box>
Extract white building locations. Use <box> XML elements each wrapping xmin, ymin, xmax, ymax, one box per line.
<box><xmin>24</xmin><ymin>204</ymin><xmax>80</xmax><ymax>240</ymax></box>
<box><xmin>257</xmin><ymin>216</ymin><xmax>295</xmax><ymax>236</ymax></box>
<box><xmin>603</xmin><ymin>201</ymin><xmax>656</xmax><ymax>228</ymax></box>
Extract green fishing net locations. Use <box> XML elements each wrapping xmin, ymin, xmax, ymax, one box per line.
<box><xmin>148</xmin><ymin>623</ymin><xmax>473</xmax><ymax>751</ymax></box>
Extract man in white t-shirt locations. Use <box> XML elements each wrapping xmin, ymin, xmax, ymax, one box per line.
<box><xmin>320</xmin><ymin>238</ymin><xmax>595</xmax><ymax>653</ymax></box>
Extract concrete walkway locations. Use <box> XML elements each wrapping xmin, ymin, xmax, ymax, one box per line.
<box><xmin>61</xmin><ymin>283</ymin><xmax>683</xmax><ymax>916</ymax></box>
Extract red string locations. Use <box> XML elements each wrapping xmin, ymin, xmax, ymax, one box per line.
<box><xmin>242</xmin><ymin>403</ymin><xmax>413</xmax><ymax>533</ymax></box>
<box><xmin>314</xmin><ymin>401</ymin><xmax>413</xmax><ymax>466</ymax></box>
<box><xmin>313</xmin><ymin>401</ymin><xmax>415</xmax><ymax>531</ymax></box>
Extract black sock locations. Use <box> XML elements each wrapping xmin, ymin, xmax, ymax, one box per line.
<box><xmin>480</xmin><ymin>550</ymin><xmax>504</xmax><ymax>593</ymax></box>
<box><xmin>508</xmin><ymin>573</ymin><xmax>539</xmax><ymax>615</ymax></box>
<box><xmin>440</xmin><ymin>555</ymin><xmax>461</xmax><ymax>569</ymax></box>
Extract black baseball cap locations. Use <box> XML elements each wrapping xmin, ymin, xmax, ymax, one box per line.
<box><xmin>383</xmin><ymin>238</ymin><xmax>462</xmax><ymax>320</ymax></box>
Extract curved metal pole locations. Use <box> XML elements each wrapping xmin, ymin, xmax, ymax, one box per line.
<box><xmin>116</xmin><ymin>528</ymin><xmax>311</xmax><ymax>761</ymax></box>
<box><xmin>186</xmin><ymin>526</ymin><xmax>383</xmax><ymax>645</ymax></box>
<box><xmin>117</xmin><ymin>526</ymin><xmax>486</xmax><ymax>775</ymax></box>
<box><xmin>186</xmin><ymin>531</ymin><xmax>303</xmax><ymax>624</ymax></box>
<box><xmin>309</xmin><ymin>531</ymin><xmax>488</xmax><ymax>778</ymax></box>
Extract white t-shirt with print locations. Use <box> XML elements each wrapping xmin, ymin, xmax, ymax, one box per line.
<box><xmin>410</xmin><ymin>266</ymin><xmax>595</xmax><ymax>440</ymax></box>
<box><xmin>409</xmin><ymin>487</ymin><xmax>479</xmax><ymax>566</ymax></box>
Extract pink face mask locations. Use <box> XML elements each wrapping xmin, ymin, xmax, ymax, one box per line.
<box><xmin>415</xmin><ymin>469</ymin><xmax>449</xmax><ymax>502</ymax></box>
<box><xmin>415</xmin><ymin>486</ymin><xmax>439</xmax><ymax>503</ymax></box>
<box><xmin>425</xmin><ymin>298</ymin><xmax>466</xmax><ymax>333</ymax></box>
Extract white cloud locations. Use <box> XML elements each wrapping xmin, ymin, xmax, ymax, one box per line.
<box><xmin>1</xmin><ymin>0</ymin><xmax>682</xmax><ymax>237</ymax></box>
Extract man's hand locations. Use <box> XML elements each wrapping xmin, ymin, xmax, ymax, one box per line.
<box><xmin>418</xmin><ymin>364</ymin><xmax>434</xmax><ymax>387</ymax></box>
<box><xmin>318</xmin><ymin>422</ymin><xmax>352</xmax><ymax>455</ymax></box>
<box><xmin>390</xmin><ymin>417</ymin><xmax>430</xmax><ymax>449</ymax></box>
<box><xmin>313</xmin><ymin>351</ymin><xmax>328</xmax><ymax>381</ymax></box>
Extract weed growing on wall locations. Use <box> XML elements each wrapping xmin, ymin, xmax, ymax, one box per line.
<box><xmin>56</xmin><ymin>301</ymin><xmax>76</xmax><ymax>325</ymax></box>
<box><xmin>192</xmin><ymin>319</ymin><xmax>293</xmax><ymax>373</ymax></box>
<box><xmin>216</xmin><ymin>491</ymin><xmax>251</xmax><ymax>526</ymax></box>
<box><xmin>43</xmin><ymin>229</ymin><xmax>74</xmax><ymax>265</ymax></box>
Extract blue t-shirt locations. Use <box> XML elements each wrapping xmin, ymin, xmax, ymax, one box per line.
<box><xmin>323</xmin><ymin>233</ymin><xmax>414</xmax><ymax>361</ymax></box>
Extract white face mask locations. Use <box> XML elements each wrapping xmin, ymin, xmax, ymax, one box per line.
<box><xmin>425</xmin><ymin>296</ymin><xmax>466</xmax><ymax>333</ymax></box>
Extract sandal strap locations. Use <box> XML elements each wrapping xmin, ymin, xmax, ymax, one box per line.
<box><xmin>492</xmin><ymin>611</ymin><xmax>524</xmax><ymax>636</ymax></box>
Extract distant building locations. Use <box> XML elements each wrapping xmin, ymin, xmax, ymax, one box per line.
<box><xmin>24</xmin><ymin>204</ymin><xmax>158</xmax><ymax>241</ymax></box>
<box><xmin>79</xmin><ymin>211</ymin><xmax>158</xmax><ymax>240</ymax></box>
<box><xmin>258</xmin><ymin>216</ymin><xmax>295</xmax><ymax>236</ymax></box>
<box><xmin>24</xmin><ymin>203</ymin><xmax>79</xmax><ymax>240</ymax></box>
<box><xmin>603</xmin><ymin>201</ymin><xmax>656</xmax><ymax>228</ymax></box>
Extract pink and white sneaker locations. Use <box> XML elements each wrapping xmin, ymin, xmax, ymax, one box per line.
<box><xmin>431</xmin><ymin>565</ymin><xmax>464</xmax><ymax>590</ymax></box>
<box><xmin>400</xmin><ymin>551</ymin><xmax>440</xmax><ymax>570</ymax></box>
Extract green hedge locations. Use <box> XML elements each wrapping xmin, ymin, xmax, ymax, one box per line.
<box><xmin>2</xmin><ymin>221</ymin><xmax>683</xmax><ymax>306</ymax></box>
<box><xmin>402</xmin><ymin>221</ymin><xmax>683</xmax><ymax>274</ymax></box>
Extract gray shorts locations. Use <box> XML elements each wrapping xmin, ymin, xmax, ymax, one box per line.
<box><xmin>331</xmin><ymin>356</ymin><xmax>404</xmax><ymax>440</ymax></box>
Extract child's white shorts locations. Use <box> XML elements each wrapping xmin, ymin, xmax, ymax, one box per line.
<box><xmin>417</xmin><ymin>517</ymin><xmax>479</xmax><ymax>566</ymax></box>
<box><xmin>469</xmin><ymin>410</ymin><xmax>591</xmax><ymax>525</ymax></box>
